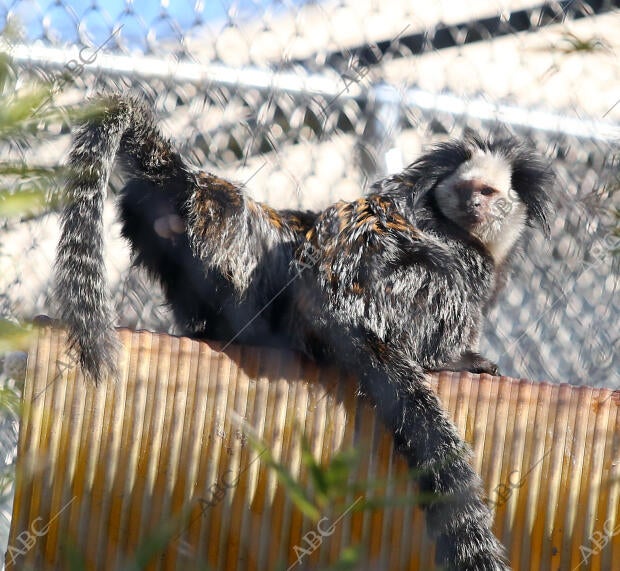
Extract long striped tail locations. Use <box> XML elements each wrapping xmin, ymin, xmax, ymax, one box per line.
<box><xmin>54</xmin><ymin>95</ymin><xmax>186</xmax><ymax>383</ymax></box>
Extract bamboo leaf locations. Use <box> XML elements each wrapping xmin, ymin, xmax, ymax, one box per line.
<box><xmin>0</xmin><ymin>320</ymin><xmax>32</xmax><ymax>352</ymax></box>
<box><xmin>0</xmin><ymin>188</ymin><xmax>47</xmax><ymax>217</ymax></box>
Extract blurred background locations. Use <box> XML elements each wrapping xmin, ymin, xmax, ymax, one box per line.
<box><xmin>0</xmin><ymin>0</ymin><xmax>619</xmax><ymax>558</ymax></box>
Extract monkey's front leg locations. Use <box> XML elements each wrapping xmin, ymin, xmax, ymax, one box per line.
<box><xmin>440</xmin><ymin>350</ymin><xmax>500</xmax><ymax>376</ymax></box>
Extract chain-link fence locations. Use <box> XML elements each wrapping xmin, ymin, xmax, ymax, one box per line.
<box><xmin>1</xmin><ymin>0</ymin><xmax>619</xmax><ymax>557</ymax></box>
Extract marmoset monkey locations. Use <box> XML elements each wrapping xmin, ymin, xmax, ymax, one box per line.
<box><xmin>54</xmin><ymin>95</ymin><xmax>552</xmax><ymax>570</ymax></box>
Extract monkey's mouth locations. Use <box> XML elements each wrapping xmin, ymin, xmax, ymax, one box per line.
<box><xmin>461</xmin><ymin>210</ymin><xmax>484</xmax><ymax>227</ymax></box>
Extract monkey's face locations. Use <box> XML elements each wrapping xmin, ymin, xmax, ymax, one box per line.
<box><xmin>434</xmin><ymin>149</ymin><xmax>527</xmax><ymax>263</ymax></box>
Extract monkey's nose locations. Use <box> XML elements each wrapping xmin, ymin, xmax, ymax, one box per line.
<box><xmin>464</xmin><ymin>200</ymin><xmax>483</xmax><ymax>224</ymax></box>
<box><xmin>465</xmin><ymin>197</ymin><xmax>481</xmax><ymax>210</ymax></box>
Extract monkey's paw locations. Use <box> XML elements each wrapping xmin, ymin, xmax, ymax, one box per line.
<box><xmin>444</xmin><ymin>351</ymin><xmax>500</xmax><ymax>376</ymax></box>
<box><xmin>465</xmin><ymin>353</ymin><xmax>500</xmax><ymax>376</ymax></box>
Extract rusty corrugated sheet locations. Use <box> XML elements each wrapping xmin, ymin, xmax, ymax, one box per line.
<box><xmin>5</xmin><ymin>328</ymin><xmax>620</xmax><ymax>570</ymax></box>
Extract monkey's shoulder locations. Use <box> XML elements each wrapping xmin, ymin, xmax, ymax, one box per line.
<box><xmin>299</xmin><ymin>192</ymin><xmax>493</xmax><ymax>298</ymax></box>
<box><xmin>307</xmin><ymin>194</ymin><xmax>419</xmax><ymax>249</ymax></box>
<box><xmin>296</xmin><ymin>194</ymin><xmax>438</xmax><ymax>295</ymax></box>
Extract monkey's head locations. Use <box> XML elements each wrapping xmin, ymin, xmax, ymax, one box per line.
<box><xmin>407</xmin><ymin>136</ymin><xmax>553</xmax><ymax>265</ymax></box>
<box><xmin>435</xmin><ymin>148</ymin><xmax>528</xmax><ymax>263</ymax></box>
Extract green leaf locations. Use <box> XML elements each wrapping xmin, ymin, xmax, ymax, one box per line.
<box><xmin>301</xmin><ymin>436</ymin><xmax>329</xmax><ymax>500</ymax></box>
<box><xmin>322</xmin><ymin>448</ymin><xmax>359</xmax><ymax>496</ymax></box>
<box><xmin>244</xmin><ymin>430</ymin><xmax>321</xmax><ymax>521</ymax></box>
<box><xmin>0</xmin><ymin>320</ymin><xmax>32</xmax><ymax>352</ymax></box>
<box><xmin>0</xmin><ymin>386</ymin><xmax>21</xmax><ymax>416</ymax></box>
<box><xmin>0</xmin><ymin>164</ymin><xmax>64</xmax><ymax>177</ymax></box>
<box><xmin>262</xmin><ymin>444</ymin><xmax>321</xmax><ymax>521</ymax></box>
<box><xmin>120</xmin><ymin>503</ymin><xmax>194</xmax><ymax>571</ymax></box>
<box><xmin>321</xmin><ymin>545</ymin><xmax>362</xmax><ymax>570</ymax></box>
<box><xmin>0</xmin><ymin>51</ymin><xmax>17</xmax><ymax>94</ymax></box>
<box><xmin>0</xmin><ymin>188</ymin><xmax>48</xmax><ymax>217</ymax></box>
<box><xmin>0</xmin><ymin>86</ymin><xmax>55</xmax><ymax>135</ymax></box>
<box><xmin>60</xmin><ymin>541</ymin><xmax>88</xmax><ymax>571</ymax></box>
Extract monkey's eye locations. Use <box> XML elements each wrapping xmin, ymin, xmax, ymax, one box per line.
<box><xmin>480</xmin><ymin>186</ymin><xmax>496</xmax><ymax>196</ymax></box>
